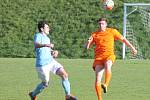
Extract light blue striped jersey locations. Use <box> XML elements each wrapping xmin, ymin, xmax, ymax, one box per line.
<box><xmin>34</xmin><ymin>32</ymin><xmax>53</xmax><ymax>67</ymax></box>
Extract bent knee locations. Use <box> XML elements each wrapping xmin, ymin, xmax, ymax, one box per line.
<box><xmin>61</xmin><ymin>72</ymin><xmax>68</xmax><ymax>80</ymax></box>
<box><xmin>42</xmin><ymin>81</ymin><xmax>49</xmax><ymax>87</ymax></box>
<box><xmin>64</xmin><ymin>72</ymin><xmax>68</xmax><ymax>78</ymax></box>
<box><xmin>57</xmin><ymin>68</ymin><xmax>68</xmax><ymax>79</ymax></box>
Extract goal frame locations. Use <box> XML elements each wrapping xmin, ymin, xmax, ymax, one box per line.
<box><xmin>122</xmin><ymin>3</ymin><xmax>150</xmax><ymax>59</ymax></box>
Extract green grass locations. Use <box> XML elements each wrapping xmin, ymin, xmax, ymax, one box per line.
<box><xmin>0</xmin><ymin>58</ymin><xmax>150</xmax><ymax>100</ymax></box>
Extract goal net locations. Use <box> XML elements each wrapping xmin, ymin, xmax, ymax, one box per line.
<box><xmin>123</xmin><ymin>3</ymin><xmax>150</xmax><ymax>59</ymax></box>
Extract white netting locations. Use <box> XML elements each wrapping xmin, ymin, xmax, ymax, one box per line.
<box><xmin>124</xmin><ymin>4</ymin><xmax>150</xmax><ymax>59</ymax></box>
<box><xmin>139</xmin><ymin>7</ymin><xmax>150</xmax><ymax>33</ymax></box>
<box><xmin>126</xmin><ymin>20</ymin><xmax>143</xmax><ymax>59</ymax></box>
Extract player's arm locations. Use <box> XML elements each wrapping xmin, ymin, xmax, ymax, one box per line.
<box><xmin>34</xmin><ymin>42</ymin><xmax>54</xmax><ymax>48</ymax></box>
<box><xmin>114</xmin><ymin>29</ymin><xmax>137</xmax><ymax>55</ymax></box>
<box><xmin>121</xmin><ymin>37</ymin><xmax>137</xmax><ymax>55</ymax></box>
<box><xmin>85</xmin><ymin>36</ymin><xmax>94</xmax><ymax>50</ymax></box>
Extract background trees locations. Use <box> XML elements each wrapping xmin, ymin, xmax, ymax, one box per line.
<box><xmin>0</xmin><ymin>0</ymin><xmax>150</xmax><ymax>58</ymax></box>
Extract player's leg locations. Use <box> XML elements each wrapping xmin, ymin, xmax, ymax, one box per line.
<box><xmin>51</xmin><ymin>59</ymin><xmax>77</xmax><ymax>100</ymax></box>
<box><xmin>95</xmin><ymin>65</ymin><xmax>105</xmax><ymax>100</ymax></box>
<box><xmin>104</xmin><ymin>60</ymin><xmax>113</xmax><ymax>86</ymax></box>
<box><xmin>101</xmin><ymin>60</ymin><xmax>113</xmax><ymax>93</ymax></box>
<box><xmin>29</xmin><ymin>64</ymin><xmax>51</xmax><ymax>99</ymax></box>
<box><xmin>29</xmin><ymin>82</ymin><xmax>48</xmax><ymax>100</ymax></box>
<box><xmin>57</xmin><ymin>68</ymin><xmax>70</xmax><ymax>95</ymax></box>
<box><xmin>57</xmin><ymin>68</ymin><xmax>77</xmax><ymax>100</ymax></box>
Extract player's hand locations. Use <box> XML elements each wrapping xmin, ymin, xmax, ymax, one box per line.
<box><xmin>51</xmin><ymin>50</ymin><xmax>58</xmax><ymax>58</ymax></box>
<box><xmin>131</xmin><ymin>48</ymin><xmax>137</xmax><ymax>55</ymax></box>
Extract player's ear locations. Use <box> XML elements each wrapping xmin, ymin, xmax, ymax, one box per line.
<box><xmin>40</xmin><ymin>28</ymin><xmax>44</xmax><ymax>32</ymax></box>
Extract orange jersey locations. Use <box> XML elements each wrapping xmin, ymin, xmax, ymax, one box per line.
<box><xmin>91</xmin><ymin>28</ymin><xmax>123</xmax><ymax>60</ymax></box>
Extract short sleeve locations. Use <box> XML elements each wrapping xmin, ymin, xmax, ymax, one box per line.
<box><xmin>34</xmin><ymin>33</ymin><xmax>41</xmax><ymax>43</ymax></box>
<box><xmin>90</xmin><ymin>32</ymin><xmax>96</xmax><ymax>44</ymax></box>
<box><xmin>113</xmin><ymin>29</ymin><xmax>124</xmax><ymax>41</ymax></box>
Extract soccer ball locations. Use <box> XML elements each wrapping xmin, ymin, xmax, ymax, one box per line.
<box><xmin>103</xmin><ymin>0</ymin><xmax>114</xmax><ymax>10</ymax></box>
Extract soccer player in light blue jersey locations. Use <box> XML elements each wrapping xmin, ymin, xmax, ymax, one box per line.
<box><xmin>29</xmin><ymin>21</ymin><xmax>77</xmax><ymax>100</ymax></box>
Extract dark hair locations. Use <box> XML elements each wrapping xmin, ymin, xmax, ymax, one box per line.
<box><xmin>38</xmin><ymin>21</ymin><xmax>49</xmax><ymax>32</ymax></box>
<box><xmin>98</xmin><ymin>18</ymin><xmax>107</xmax><ymax>22</ymax></box>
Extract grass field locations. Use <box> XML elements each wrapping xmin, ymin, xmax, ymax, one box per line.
<box><xmin>0</xmin><ymin>58</ymin><xmax>150</xmax><ymax>100</ymax></box>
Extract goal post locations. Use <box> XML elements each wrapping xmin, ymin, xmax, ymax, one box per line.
<box><xmin>122</xmin><ymin>3</ymin><xmax>150</xmax><ymax>59</ymax></box>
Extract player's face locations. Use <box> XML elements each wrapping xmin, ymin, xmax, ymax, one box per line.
<box><xmin>42</xmin><ymin>24</ymin><xmax>50</xmax><ymax>35</ymax></box>
<box><xmin>99</xmin><ymin>21</ymin><xmax>107</xmax><ymax>31</ymax></box>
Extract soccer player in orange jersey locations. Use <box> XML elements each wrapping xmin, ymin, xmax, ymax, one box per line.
<box><xmin>85</xmin><ymin>18</ymin><xmax>137</xmax><ymax>100</ymax></box>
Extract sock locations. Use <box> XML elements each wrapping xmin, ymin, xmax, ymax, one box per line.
<box><xmin>95</xmin><ymin>83</ymin><xmax>102</xmax><ymax>100</ymax></box>
<box><xmin>105</xmin><ymin>71</ymin><xmax>111</xmax><ymax>86</ymax></box>
<box><xmin>32</xmin><ymin>83</ymin><xmax>46</xmax><ymax>96</ymax></box>
<box><xmin>62</xmin><ymin>78</ymin><xmax>70</xmax><ymax>96</ymax></box>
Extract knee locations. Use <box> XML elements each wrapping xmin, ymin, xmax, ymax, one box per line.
<box><xmin>95</xmin><ymin>79</ymin><xmax>101</xmax><ymax>84</ymax></box>
<box><xmin>42</xmin><ymin>81</ymin><xmax>49</xmax><ymax>87</ymax></box>
<box><xmin>105</xmin><ymin>61</ymin><xmax>113</xmax><ymax>71</ymax></box>
<box><xmin>105</xmin><ymin>66</ymin><xmax>111</xmax><ymax>70</ymax></box>
<box><xmin>57</xmin><ymin>68</ymin><xmax>69</xmax><ymax>79</ymax></box>
<box><xmin>62</xmin><ymin>72</ymin><xmax>68</xmax><ymax>79</ymax></box>
<box><xmin>60</xmin><ymin>71</ymin><xmax>68</xmax><ymax>80</ymax></box>
<box><xmin>105</xmin><ymin>67</ymin><xmax>111</xmax><ymax>73</ymax></box>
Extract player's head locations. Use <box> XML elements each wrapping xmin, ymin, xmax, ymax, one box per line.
<box><xmin>38</xmin><ymin>21</ymin><xmax>50</xmax><ymax>35</ymax></box>
<box><xmin>98</xmin><ymin>17</ymin><xmax>107</xmax><ymax>31</ymax></box>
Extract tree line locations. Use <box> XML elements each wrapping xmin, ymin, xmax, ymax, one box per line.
<box><xmin>0</xmin><ymin>0</ymin><xmax>150</xmax><ymax>59</ymax></box>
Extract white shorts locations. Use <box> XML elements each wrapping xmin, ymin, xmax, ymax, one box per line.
<box><xmin>36</xmin><ymin>59</ymin><xmax>63</xmax><ymax>83</ymax></box>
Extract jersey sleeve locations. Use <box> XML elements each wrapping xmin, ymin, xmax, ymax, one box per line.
<box><xmin>113</xmin><ymin>29</ymin><xmax>124</xmax><ymax>41</ymax></box>
<box><xmin>91</xmin><ymin>32</ymin><xmax>96</xmax><ymax>43</ymax></box>
<box><xmin>88</xmin><ymin>35</ymin><xmax>94</xmax><ymax>42</ymax></box>
<box><xmin>34</xmin><ymin>33</ymin><xmax>41</xmax><ymax>44</ymax></box>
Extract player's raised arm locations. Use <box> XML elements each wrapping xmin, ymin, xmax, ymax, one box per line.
<box><xmin>122</xmin><ymin>37</ymin><xmax>137</xmax><ymax>55</ymax></box>
<box><xmin>85</xmin><ymin>36</ymin><xmax>94</xmax><ymax>50</ymax></box>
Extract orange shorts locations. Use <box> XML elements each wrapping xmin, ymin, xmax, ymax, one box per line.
<box><xmin>93</xmin><ymin>55</ymin><xmax>116</xmax><ymax>70</ymax></box>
